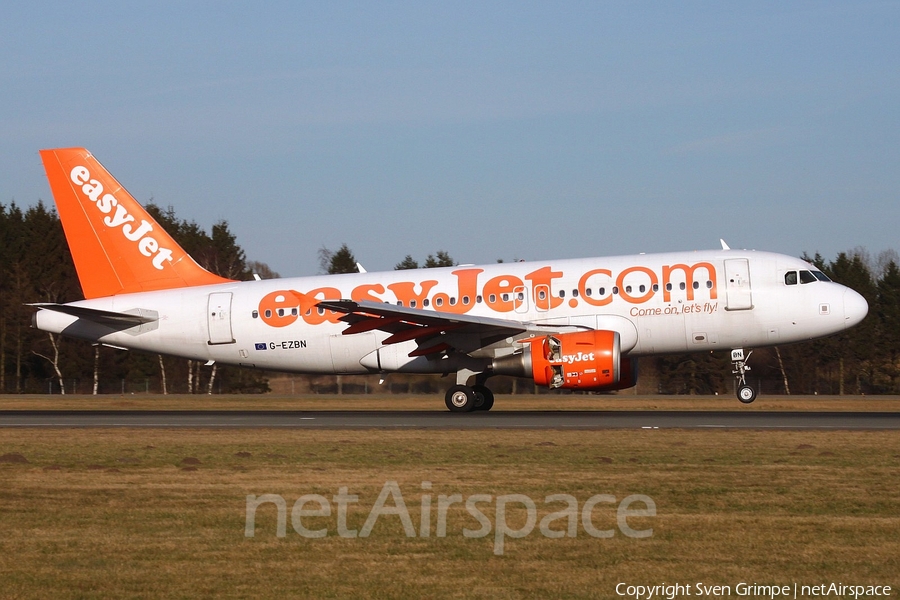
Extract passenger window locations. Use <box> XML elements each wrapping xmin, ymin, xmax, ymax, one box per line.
<box><xmin>489</xmin><ymin>294</ymin><xmax>497</xmax><ymax>303</ymax></box>
<box><xmin>449</xmin><ymin>297</ymin><xmax>456</xmax><ymax>306</ymax></box>
<box><xmin>462</xmin><ymin>296</ymin><xmax>470</xmax><ymax>305</ymax></box>
<box><xmin>639</xmin><ymin>285</ymin><xmax>645</xmax><ymax>293</ymax></box>
<box><xmin>598</xmin><ymin>287</ymin><xmax>605</xmax><ymax>295</ymax></box>
<box><xmin>612</xmin><ymin>287</ymin><xmax>619</xmax><ymax>295</ymax></box>
<box><xmin>265</xmin><ymin>309</ymin><xmax>272</xmax><ymax>318</ymax></box>
<box><xmin>410</xmin><ymin>300</ymin><xmax>417</xmax><ymax>308</ymax></box>
<box><xmin>800</xmin><ymin>270</ymin><xmax>817</xmax><ymax>284</ymax></box>
<box><xmin>559</xmin><ymin>290</ymin><xmax>566</xmax><ymax>298</ymax></box>
<box><xmin>625</xmin><ymin>285</ymin><xmax>632</xmax><ymax>294</ymax></box>
<box><xmin>252</xmin><ymin>310</ymin><xmax>259</xmax><ymax>319</ymax></box>
<box><xmin>572</xmin><ymin>289</ymin><xmax>578</xmax><ymax>297</ymax></box>
<box><xmin>666</xmin><ymin>283</ymin><xmax>672</xmax><ymax>292</ymax></box>
<box><xmin>653</xmin><ymin>284</ymin><xmax>659</xmax><ymax>292</ymax></box>
<box><xmin>291</xmin><ymin>308</ymin><xmax>298</xmax><ymax>316</ymax></box>
<box><xmin>585</xmin><ymin>288</ymin><xmax>592</xmax><ymax>297</ymax></box>
<box><xmin>679</xmin><ymin>282</ymin><xmax>686</xmax><ymax>291</ymax></box>
<box><xmin>693</xmin><ymin>281</ymin><xmax>699</xmax><ymax>290</ymax></box>
<box><xmin>277</xmin><ymin>308</ymin><xmax>284</xmax><ymax>317</ymax></box>
<box><xmin>706</xmin><ymin>281</ymin><xmax>713</xmax><ymax>289</ymax></box>
<box><xmin>423</xmin><ymin>299</ymin><xmax>430</xmax><ymax>307</ymax></box>
<box><xmin>435</xmin><ymin>298</ymin><xmax>443</xmax><ymax>307</ymax></box>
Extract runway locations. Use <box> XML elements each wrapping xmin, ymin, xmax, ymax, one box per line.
<box><xmin>1</xmin><ymin>410</ymin><xmax>899</xmax><ymax>429</ymax></box>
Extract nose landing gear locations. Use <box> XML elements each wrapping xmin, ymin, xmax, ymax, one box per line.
<box><xmin>731</xmin><ymin>348</ymin><xmax>757</xmax><ymax>404</ymax></box>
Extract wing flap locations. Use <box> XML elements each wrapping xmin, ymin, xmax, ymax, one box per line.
<box><xmin>319</xmin><ymin>300</ymin><xmax>530</xmax><ymax>334</ymax></box>
<box><xmin>318</xmin><ymin>299</ymin><xmax>533</xmax><ymax>358</ymax></box>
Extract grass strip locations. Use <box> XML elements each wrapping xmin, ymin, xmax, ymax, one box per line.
<box><xmin>1</xmin><ymin>428</ymin><xmax>898</xmax><ymax>598</ymax></box>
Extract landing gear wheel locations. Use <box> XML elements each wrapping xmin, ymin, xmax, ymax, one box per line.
<box><xmin>445</xmin><ymin>385</ymin><xmax>477</xmax><ymax>413</ymax></box>
<box><xmin>731</xmin><ymin>348</ymin><xmax>756</xmax><ymax>406</ymax></box>
<box><xmin>472</xmin><ymin>385</ymin><xmax>495</xmax><ymax>412</ymax></box>
<box><xmin>737</xmin><ymin>385</ymin><xmax>757</xmax><ymax>404</ymax></box>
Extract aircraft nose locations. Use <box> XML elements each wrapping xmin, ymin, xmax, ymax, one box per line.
<box><xmin>842</xmin><ymin>287</ymin><xmax>868</xmax><ymax>329</ymax></box>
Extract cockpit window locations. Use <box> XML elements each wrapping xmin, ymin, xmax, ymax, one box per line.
<box><xmin>799</xmin><ymin>270</ymin><xmax>817</xmax><ymax>284</ymax></box>
<box><xmin>786</xmin><ymin>270</ymin><xmax>830</xmax><ymax>285</ymax></box>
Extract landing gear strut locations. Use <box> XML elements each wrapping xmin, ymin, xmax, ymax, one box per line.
<box><xmin>731</xmin><ymin>348</ymin><xmax>757</xmax><ymax>404</ymax></box>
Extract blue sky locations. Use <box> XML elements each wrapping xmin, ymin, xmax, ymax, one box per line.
<box><xmin>2</xmin><ymin>1</ymin><xmax>898</xmax><ymax>277</ymax></box>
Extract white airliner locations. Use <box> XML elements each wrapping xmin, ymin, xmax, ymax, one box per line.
<box><xmin>33</xmin><ymin>148</ymin><xmax>868</xmax><ymax>411</ymax></box>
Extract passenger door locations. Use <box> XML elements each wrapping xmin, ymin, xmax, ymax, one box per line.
<box><xmin>724</xmin><ymin>259</ymin><xmax>753</xmax><ymax>311</ymax></box>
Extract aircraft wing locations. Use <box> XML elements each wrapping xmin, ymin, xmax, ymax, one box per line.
<box><xmin>318</xmin><ymin>299</ymin><xmax>554</xmax><ymax>357</ymax></box>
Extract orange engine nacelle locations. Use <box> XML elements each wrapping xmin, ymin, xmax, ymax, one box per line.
<box><xmin>493</xmin><ymin>330</ymin><xmax>636</xmax><ymax>392</ymax></box>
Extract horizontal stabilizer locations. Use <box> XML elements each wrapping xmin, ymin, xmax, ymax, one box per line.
<box><xmin>30</xmin><ymin>303</ymin><xmax>158</xmax><ymax>328</ymax></box>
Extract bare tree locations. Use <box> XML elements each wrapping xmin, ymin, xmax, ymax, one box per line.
<box><xmin>247</xmin><ymin>260</ymin><xmax>280</xmax><ymax>279</ymax></box>
<box><xmin>207</xmin><ymin>363</ymin><xmax>218</xmax><ymax>395</ymax></box>
<box><xmin>33</xmin><ymin>333</ymin><xmax>65</xmax><ymax>394</ymax></box>
<box><xmin>92</xmin><ymin>346</ymin><xmax>100</xmax><ymax>394</ymax></box>
<box><xmin>187</xmin><ymin>360</ymin><xmax>195</xmax><ymax>394</ymax></box>
<box><xmin>774</xmin><ymin>347</ymin><xmax>791</xmax><ymax>395</ymax></box>
<box><xmin>876</xmin><ymin>249</ymin><xmax>900</xmax><ymax>279</ymax></box>
<box><xmin>158</xmin><ymin>355</ymin><xmax>168</xmax><ymax>395</ymax></box>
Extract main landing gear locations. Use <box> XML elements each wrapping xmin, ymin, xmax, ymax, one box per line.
<box><xmin>444</xmin><ymin>384</ymin><xmax>495</xmax><ymax>413</ymax></box>
<box><xmin>731</xmin><ymin>348</ymin><xmax>757</xmax><ymax>404</ymax></box>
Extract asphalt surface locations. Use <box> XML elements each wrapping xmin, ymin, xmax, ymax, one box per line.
<box><xmin>1</xmin><ymin>410</ymin><xmax>899</xmax><ymax>429</ymax></box>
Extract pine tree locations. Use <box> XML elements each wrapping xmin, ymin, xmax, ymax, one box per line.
<box><xmin>327</xmin><ymin>244</ymin><xmax>359</xmax><ymax>274</ymax></box>
<box><xmin>208</xmin><ymin>220</ymin><xmax>249</xmax><ymax>280</ymax></box>
<box><xmin>830</xmin><ymin>252</ymin><xmax>877</xmax><ymax>394</ymax></box>
<box><xmin>395</xmin><ymin>255</ymin><xmax>419</xmax><ymax>270</ymax></box>
<box><xmin>876</xmin><ymin>261</ymin><xmax>900</xmax><ymax>391</ymax></box>
<box><xmin>424</xmin><ymin>250</ymin><xmax>454</xmax><ymax>268</ymax></box>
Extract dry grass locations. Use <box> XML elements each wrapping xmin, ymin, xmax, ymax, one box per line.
<box><xmin>2</xmin><ymin>393</ymin><xmax>899</xmax><ymax>412</ymax></box>
<box><xmin>1</xmin><ymin>428</ymin><xmax>898</xmax><ymax>598</ymax></box>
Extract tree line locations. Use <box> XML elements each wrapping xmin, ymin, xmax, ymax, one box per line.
<box><xmin>2</xmin><ymin>201</ymin><xmax>898</xmax><ymax>395</ymax></box>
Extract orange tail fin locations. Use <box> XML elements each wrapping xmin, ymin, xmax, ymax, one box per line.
<box><xmin>40</xmin><ymin>148</ymin><xmax>233</xmax><ymax>299</ymax></box>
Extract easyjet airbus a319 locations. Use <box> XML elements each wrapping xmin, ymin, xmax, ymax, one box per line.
<box><xmin>33</xmin><ymin>148</ymin><xmax>868</xmax><ymax>411</ymax></box>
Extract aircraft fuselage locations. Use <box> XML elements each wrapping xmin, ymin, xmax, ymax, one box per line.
<box><xmin>34</xmin><ymin>249</ymin><xmax>867</xmax><ymax>376</ymax></box>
